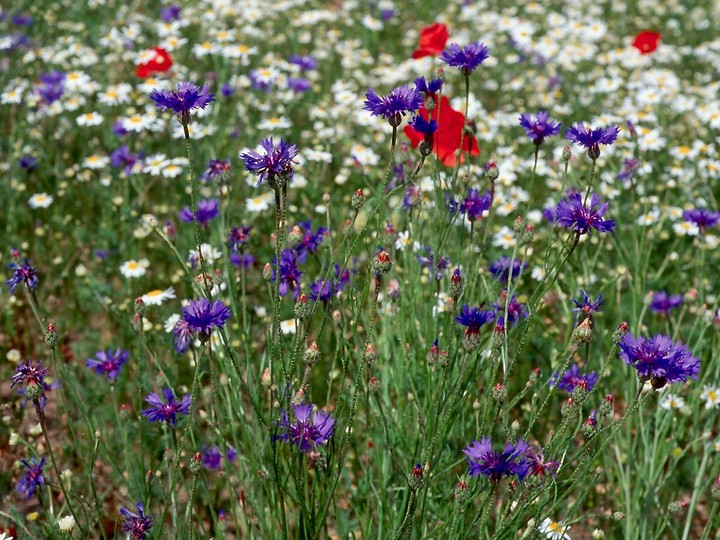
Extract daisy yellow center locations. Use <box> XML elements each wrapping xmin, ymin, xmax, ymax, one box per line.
<box><xmin>260</xmin><ymin>69</ymin><xmax>272</xmax><ymax>77</ymax></box>
<box><xmin>83</xmin><ymin>113</ymin><xmax>94</xmax><ymax>120</ymax></box>
<box><xmin>106</xmin><ymin>90</ymin><xmax>118</xmax><ymax>98</ymax></box>
<box><xmin>127</xmin><ymin>261</ymin><xmax>139</xmax><ymax>270</ymax></box>
<box><xmin>146</xmin><ymin>78</ymin><xmax>158</xmax><ymax>85</ymax></box>
<box><xmin>251</xmin><ymin>197</ymin><xmax>263</xmax><ymax>204</ymax></box>
<box><xmin>87</xmin><ymin>156</ymin><xmax>101</xmax><ymax>163</ymax></box>
<box><xmin>709</xmin><ymin>390</ymin><xmax>717</xmax><ymax>400</ymax></box>
<box><xmin>146</xmin><ymin>289</ymin><xmax>163</xmax><ymax>297</ymax></box>
<box><xmin>201</xmin><ymin>42</ymin><xmax>213</xmax><ymax>49</ymax></box>
<box><xmin>548</xmin><ymin>522</ymin><xmax>564</xmax><ymax>532</ymax></box>
<box><xmin>269</xmin><ymin>118</ymin><xmax>281</xmax><ymax>124</ymax></box>
<box><xmin>35</xmin><ymin>195</ymin><xmax>47</xmax><ymax>202</ymax></box>
<box><xmin>130</xmin><ymin>116</ymin><xmax>142</xmax><ymax>123</ymax></box>
<box><xmin>238</xmin><ymin>45</ymin><xmax>249</xmax><ymax>53</ymax></box>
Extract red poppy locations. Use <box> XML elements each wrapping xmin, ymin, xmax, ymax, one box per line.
<box><xmin>136</xmin><ymin>47</ymin><xmax>173</xmax><ymax>78</ymax></box>
<box><xmin>412</xmin><ymin>23</ymin><xmax>449</xmax><ymax>59</ymax></box>
<box><xmin>632</xmin><ymin>31</ymin><xmax>661</xmax><ymax>54</ymax></box>
<box><xmin>404</xmin><ymin>96</ymin><xmax>480</xmax><ymax>167</ymax></box>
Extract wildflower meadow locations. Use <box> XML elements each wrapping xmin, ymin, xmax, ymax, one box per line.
<box><xmin>2</xmin><ymin>0</ymin><xmax>720</xmax><ymax>538</ymax></box>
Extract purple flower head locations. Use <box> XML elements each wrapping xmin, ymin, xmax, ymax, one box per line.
<box><xmin>446</xmin><ymin>192</ymin><xmax>460</xmax><ymax>214</ymax></box>
<box><xmin>525</xmin><ymin>447</ymin><xmax>560</xmax><ymax>478</ymax></box>
<box><xmin>202</xmin><ymin>446</ymin><xmax>223</xmax><ymax>470</ymax></box>
<box><xmin>287</xmin><ymin>77</ymin><xmax>311</xmax><ymax>93</ymax></box>
<box><xmin>489</xmin><ymin>257</ymin><xmax>527</xmax><ymax>283</ymax></box>
<box><xmin>618</xmin><ymin>333</ymin><xmax>700</xmax><ymax>388</ymax></box>
<box><xmin>272</xmin><ymin>249</ymin><xmax>303</xmax><ymax>298</ymax></box>
<box><xmin>293</xmin><ymin>220</ymin><xmax>327</xmax><ymax>264</ymax></box>
<box><xmin>142</xmin><ymin>387</ymin><xmax>191</xmax><ymax>426</ymax></box>
<box><xmin>518</xmin><ymin>111</ymin><xmax>562</xmax><ymax>145</ymax></box>
<box><xmin>249</xmin><ymin>69</ymin><xmax>274</xmax><ymax>92</ymax></box>
<box><xmin>85</xmin><ymin>347</ymin><xmax>129</xmax><ymax>381</ymax></box>
<box><xmin>565</xmin><ymin>123</ymin><xmax>620</xmax><ymax>159</ymax></box>
<box><xmin>618</xmin><ymin>157</ymin><xmax>641</xmax><ymax>183</ymax></box>
<box><xmin>172</xmin><ymin>319</ymin><xmax>193</xmax><ymax>353</ymax></box>
<box><xmin>363</xmin><ymin>85</ymin><xmax>422</xmax><ymax>127</ymax></box>
<box><xmin>200</xmin><ymin>159</ymin><xmax>231</xmax><ymax>182</ymax></box>
<box><xmin>310</xmin><ymin>264</ymin><xmax>350</xmax><ymax>304</ymax></box>
<box><xmin>182</xmin><ymin>298</ymin><xmax>232</xmax><ymax>337</ymax></box>
<box><xmin>554</xmin><ymin>192</ymin><xmax>615</xmax><ymax>235</ymax></box>
<box><xmin>408</xmin><ymin>115</ymin><xmax>437</xmax><ymax>137</ymax></box>
<box><xmin>403</xmin><ymin>184</ymin><xmax>423</xmax><ymax>210</ymax></box>
<box><xmin>492</xmin><ymin>293</ymin><xmax>528</xmax><ymax>327</ymax></box>
<box><xmin>178</xmin><ymin>198</ymin><xmax>219</xmax><ymax>227</ymax></box>
<box><xmin>288</xmin><ymin>54</ymin><xmax>317</xmax><ymax>70</ymax></box>
<box><xmin>463</xmin><ymin>437</ymin><xmax>531</xmax><ymax>482</ymax></box>
<box><xmin>414</xmin><ymin>76</ymin><xmax>443</xmax><ymax>96</ymax></box>
<box><xmin>228</xmin><ymin>225</ymin><xmax>251</xmax><ymax>251</ymax></box>
<box><xmin>549</xmin><ymin>364</ymin><xmax>599</xmax><ymax>393</ymax></box>
<box><xmin>11</xmin><ymin>12</ymin><xmax>33</xmax><ymax>26</ymax></box>
<box><xmin>683</xmin><ymin>208</ymin><xmax>720</xmax><ymax>233</ymax></box>
<box><xmin>113</xmin><ymin>120</ymin><xmax>128</xmax><ymax>138</ymax></box>
<box><xmin>221</xmin><ymin>82</ymin><xmax>235</xmax><ymax>97</ymax></box>
<box><xmin>11</xmin><ymin>359</ymin><xmax>48</xmax><ymax>389</ymax></box>
<box><xmin>5</xmin><ymin>258</ymin><xmax>39</xmax><ymax>294</ymax></box>
<box><xmin>440</xmin><ymin>42</ymin><xmax>490</xmax><ymax>76</ymax></box>
<box><xmin>649</xmin><ymin>291</ymin><xmax>683</xmax><ymax>315</ymax></box>
<box><xmin>240</xmin><ymin>137</ymin><xmax>299</xmax><ymax>189</ymax></box>
<box><xmin>460</xmin><ymin>188</ymin><xmax>492</xmax><ymax>222</ymax></box>
<box><xmin>110</xmin><ymin>145</ymin><xmax>141</xmax><ymax>176</ymax></box>
<box><xmin>150</xmin><ymin>81</ymin><xmax>214</xmax><ymax>120</ymax></box>
<box><xmin>19</xmin><ymin>155</ymin><xmax>37</xmax><ymax>171</ymax></box>
<box><xmin>160</xmin><ymin>4</ymin><xmax>182</xmax><ymax>21</ymax></box>
<box><xmin>17</xmin><ymin>456</ymin><xmax>45</xmax><ymax>499</ymax></box>
<box><xmin>120</xmin><ymin>502</ymin><xmax>153</xmax><ymax>540</ymax></box>
<box><xmin>455</xmin><ymin>305</ymin><xmax>495</xmax><ymax>334</ymax></box>
<box><xmin>572</xmin><ymin>289</ymin><xmax>603</xmax><ymax>321</ymax></box>
<box><xmin>277</xmin><ymin>403</ymin><xmax>336</xmax><ymax>453</ymax></box>
<box><xmin>416</xmin><ymin>246</ymin><xmax>451</xmax><ymax>281</ymax></box>
<box><xmin>230</xmin><ymin>253</ymin><xmax>255</xmax><ymax>268</ymax></box>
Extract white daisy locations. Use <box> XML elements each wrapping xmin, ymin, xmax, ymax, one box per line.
<box><xmin>83</xmin><ymin>154</ymin><xmax>109</xmax><ymax>170</ymax></box>
<box><xmin>164</xmin><ymin>313</ymin><xmax>181</xmax><ymax>333</ymax></box>
<box><xmin>57</xmin><ymin>515</ymin><xmax>75</xmax><ymax>532</ymax></box>
<box><xmin>76</xmin><ymin>111</ymin><xmax>103</xmax><ymax>126</ymax></box>
<box><xmin>28</xmin><ymin>193</ymin><xmax>54</xmax><ymax>208</ymax></box>
<box><xmin>258</xmin><ymin>116</ymin><xmax>292</xmax><ymax>130</ymax></box>
<box><xmin>700</xmin><ymin>385</ymin><xmax>720</xmax><ymax>409</ymax></box>
<box><xmin>246</xmin><ymin>193</ymin><xmax>273</xmax><ymax>212</ymax></box>
<box><xmin>537</xmin><ymin>517</ymin><xmax>571</xmax><ymax>539</ymax></box>
<box><xmin>659</xmin><ymin>394</ymin><xmax>684</xmax><ymax>410</ymax></box>
<box><xmin>141</xmin><ymin>287</ymin><xmax>176</xmax><ymax>306</ymax></box>
<box><xmin>279</xmin><ymin>319</ymin><xmax>297</xmax><ymax>335</ymax></box>
<box><xmin>119</xmin><ymin>259</ymin><xmax>147</xmax><ymax>278</ymax></box>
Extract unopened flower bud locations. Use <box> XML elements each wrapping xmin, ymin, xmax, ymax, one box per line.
<box><xmin>294</xmin><ymin>294</ymin><xmax>308</xmax><ymax>319</ymax></box>
<box><xmin>135</xmin><ymin>297</ymin><xmax>145</xmax><ymax>316</ymax></box>
<box><xmin>612</xmin><ymin>321</ymin><xmax>629</xmax><ymax>343</ymax></box>
<box><xmin>26</xmin><ymin>382</ymin><xmax>45</xmax><ymax>400</ymax></box>
<box><xmin>364</xmin><ymin>343</ymin><xmax>377</xmax><ymax>364</ymax></box>
<box><xmin>322</xmin><ymin>192</ymin><xmax>331</xmax><ymax>204</ymax></box>
<box><xmin>304</xmin><ymin>341</ymin><xmax>320</xmax><ymax>365</ymax></box>
<box><xmin>592</xmin><ymin>529</ymin><xmax>605</xmax><ymax>539</ymax></box>
<box><xmin>711</xmin><ymin>475</ymin><xmax>720</xmax><ymax>501</ymax></box>
<box><xmin>257</xmin><ymin>468</ymin><xmax>270</xmax><ymax>480</ymax></box>
<box><xmin>513</xmin><ymin>216</ymin><xmax>524</xmax><ymax>235</ymax></box>
<box><xmin>573</xmin><ymin>319</ymin><xmax>593</xmax><ymax>343</ymax></box>
<box><xmin>449</xmin><ymin>269</ymin><xmax>463</xmax><ymax>301</ymax></box>
<box><xmin>611</xmin><ymin>512</ymin><xmax>625</xmax><ymax>521</ymax></box>
<box><xmin>562</xmin><ymin>145</ymin><xmax>571</xmax><ymax>162</ymax></box>
<box><xmin>485</xmin><ymin>161</ymin><xmax>499</xmax><ymax>181</ymax></box>
<box><xmin>332</xmin><ymin>309</ymin><xmax>342</xmax><ymax>325</ymax></box>
<box><xmin>561</xmin><ymin>397</ymin><xmax>576</xmax><ymax>418</ymax></box>
<box><xmin>511</xmin><ymin>419</ymin><xmax>520</xmax><ymax>433</ymax></box>
<box><xmin>667</xmin><ymin>501</ymin><xmax>686</xmax><ymax>514</ymax></box>
<box><xmin>288</xmin><ymin>225</ymin><xmax>304</xmax><ymax>249</ymax></box>
<box><xmin>408</xmin><ymin>463</ymin><xmax>424</xmax><ymax>489</ymax></box>
<box><xmin>44</xmin><ymin>323</ymin><xmax>58</xmax><ymax>347</ymax></box>
<box><xmin>373</xmin><ymin>250</ymin><xmax>392</xmax><ymax>274</ymax></box>
<box><xmin>351</xmin><ymin>189</ymin><xmax>365</xmax><ymax>211</ymax></box>
<box><xmin>426</xmin><ymin>340</ymin><xmax>439</xmax><ymax>365</ymax></box>
<box><xmin>492</xmin><ymin>383</ymin><xmax>507</xmax><ymax>402</ymax></box>
<box><xmin>454</xmin><ymin>479</ymin><xmax>469</xmax><ymax>502</ymax></box>
<box><xmin>190</xmin><ymin>452</ymin><xmax>203</xmax><ymax>474</ymax></box>
<box><xmin>262</xmin><ymin>263</ymin><xmax>273</xmax><ymax>281</ymax></box>
<box><xmin>368</xmin><ymin>377</ymin><xmax>380</xmax><ymax>393</ymax></box>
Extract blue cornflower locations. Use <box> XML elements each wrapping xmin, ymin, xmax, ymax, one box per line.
<box><xmin>309</xmin><ymin>265</ymin><xmax>349</xmax><ymax>304</ymax></box>
<box><xmin>150</xmin><ymin>81</ymin><xmax>214</xmax><ymax>122</ymax></box>
<box><xmin>549</xmin><ymin>364</ymin><xmax>599</xmax><ymax>393</ymax></box>
<box><xmin>228</xmin><ymin>225</ymin><xmax>251</xmax><ymax>251</ymax></box>
<box><xmin>463</xmin><ymin>437</ymin><xmax>531</xmax><ymax>482</ymax></box>
<box><xmin>142</xmin><ymin>387</ymin><xmax>191</xmax><ymax>425</ymax></box>
<box><xmin>492</xmin><ymin>293</ymin><xmax>528</xmax><ymax>327</ymax></box>
<box><xmin>618</xmin><ymin>157</ymin><xmax>641</xmax><ymax>183</ymax></box>
<box><xmin>202</xmin><ymin>446</ymin><xmax>223</xmax><ymax>470</ymax></box>
<box><xmin>178</xmin><ymin>198</ymin><xmax>219</xmax><ymax>227</ymax></box>
<box><xmin>440</xmin><ymin>42</ymin><xmax>490</xmax><ymax>76</ymax></box>
<box><xmin>5</xmin><ymin>258</ymin><xmax>39</xmax><ymax>294</ymax></box>
<box><xmin>414</xmin><ymin>76</ymin><xmax>443</xmax><ymax>96</ymax></box>
<box><xmin>160</xmin><ymin>4</ymin><xmax>182</xmax><ymax>21</ymax></box>
<box><xmin>363</xmin><ymin>85</ymin><xmax>422</xmax><ymax>127</ymax></box>
<box><xmin>288</xmin><ymin>54</ymin><xmax>317</xmax><ymax>70</ymax></box>
<box><xmin>19</xmin><ymin>155</ymin><xmax>37</xmax><ymax>171</ymax></box>
<box><xmin>293</xmin><ymin>220</ymin><xmax>327</xmax><ymax>264</ymax></box>
<box><xmin>85</xmin><ymin>348</ymin><xmax>129</xmax><ymax>381</ymax></box>
<box><xmin>200</xmin><ymin>159</ymin><xmax>231</xmax><ymax>182</ymax></box>
<box><xmin>683</xmin><ymin>208</ymin><xmax>720</xmax><ymax>233</ymax></box>
<box><xmin>120</xmin><ymin>502</ymin><xmax>153</xmax><ymax>540</ymax></box>
<box><xmin>460</xmin><ymin>188</ymin><xmax>492</xmax><ymax>222</ymax></box>
<box><xmin>110</xmin><ymin>145</ymin><xmax>142</xmax><ymax>176</ymax></box>
<box><xmin>277</xmin><ymin>403</ymin><xmax>336</xmax><ymax>453</ymax></box>
<box><xmin>618</xmin><ymin>333</ymin><xmax>700</xmax><ymax>388</ymax></box>
<box><xmin>455</xmin><ymin>305</ymin><xmax>495</xmax><ymax>335</ymax></box>
<box><xmin>403</xmin><ymin>184</ymin><xmax>423</xmax><ymax>210</ymax></box>
<box><xmin>240</xmin><ymin>137</ymin><xmax>299</xmax><ymax>189</ymax></box>
<box><xmin>417</xmin><ymin>247</ymin><xmax>451</xmax><ymax>281</ymax></box>
<box><xmin>572</xmin><ymin>289</ymin><xmax>603</xmax><ymax>322</ymax></box>
<box><xmin>10</xmin><ymin>359</ymin><xmax>48</xmax><ymax>389</ymax></box>
<box><xmin>172</xmin><ymin>319</ymin><xmax>193</xmax><ymax>354</ymax></box>
<box><xmin>408</xmin><ymin>115</ymin><xmax>437</xmax><ymax>137</ymax></box>
<box><xmin>230</xmin><ymin>253</ymin><xmax>255</xmax><ymax>269</ymax></box>
<box><xmin>649</xmin><ymin>291</ymin><xmax>683</xmax><ymax>315</ymax></box>
<box><xmin>182</xmin><ymin>298</ymin><xmax>232</xmax><ymax>338</ymax></box>
<box><xmin>272</xmin><ymin>249</ymin><xmax>303</xmax><ymax>298</ymax></box>
<box><xmin>488</xmin><ymin>257</ymin><xmax>527</xmax><ymax>283</ymax></box>
<box><xmin>518</xmin><ymin>111</ymin><xmax>562</xmax><ymax>145</ymax></box>
<box><xmin>565</xmin><ymin>124</ymin><xmax>620</xmax><ymax>159</ymax></box>
<box><xmin>17</xmin><ymin>456</ymin><xmax>45</xmax><ymax>499</ymax></box>
<box><xmin>554</xmin><ymin>192</ymin><xmax>615</xmax><ymax>235</ymax></box>
<box><xmin>287</xmin><ymin>77</ymin><xmax>311</xmax><ymax>93</ymax></box>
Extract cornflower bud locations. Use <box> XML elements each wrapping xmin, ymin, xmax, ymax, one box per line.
<box><xmin>288</xmin><ymin>225</ymin><xmax>304</xmax><ymax>249</ymax></box>
<box><xmin>294</xmin><ymin>293</ymin><xmax>308</xmax><ymax>319</ymax></box>
<box><xmin>44</xmin><ymin>322</ymin><xmax>58</xmax><ymax>347</ymax></box>
<box><xmin>364</xmin><ymin>343</ymin><xmax>377</xmax><ymax>364</ymax></box>
<box><xmin>351</xmin><ymin>189</ymin><xmax>365</xmax><ymax>211</ymax></box>
<box><xmin>304</xmin><ymin>341</ymin><xmax>320</xmax><ymax>365</ymax></box>
<box><xmin>373</xmin><ymin>250</ymin><xmax>392</xmax><ymax>274</ymax></box>
<box><xmin>190</xmin><ymin>452</ymin><xmax>203</xmax><ymax>474</ymax></box>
